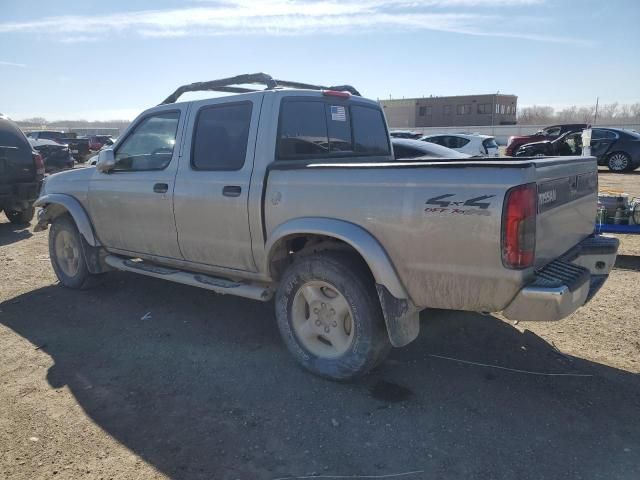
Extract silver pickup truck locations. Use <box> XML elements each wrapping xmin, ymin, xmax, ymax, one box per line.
<box><xmin>34</xmin><ymin>73</ymin><xmax>619</xmax><ymax>380</ymax></box>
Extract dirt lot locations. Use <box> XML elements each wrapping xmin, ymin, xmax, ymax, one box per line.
<box><xmin>1</xmin><ymin>170</ymin><xmax>639</xmax><ymax>480</ymax></box>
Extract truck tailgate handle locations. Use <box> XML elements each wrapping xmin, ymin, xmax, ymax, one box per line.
<box><xmin>153</xmin><ymin>183</ymin><xmax>169</xmax><ymax>193</ymax></box>
<box><xmin>223</xmin><ymin>185</ymin><xmax>242</xmax><ymax>197</ymax></box>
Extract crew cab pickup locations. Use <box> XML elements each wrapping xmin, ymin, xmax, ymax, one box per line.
<box><xmin>33</xmin><ymin>74</ymin><xmax>618</xmax><ymax>380</ymax></box>
<box><xmin>27</xmin><ymin>130</ymin><xmax>91</xmax><ymax>162</ymax></box>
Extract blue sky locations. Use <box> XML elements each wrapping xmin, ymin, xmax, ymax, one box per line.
<box><xmin>0</xmin><ymin>0</ymin><xmax>638</xmax><ymax>121</ymax></box>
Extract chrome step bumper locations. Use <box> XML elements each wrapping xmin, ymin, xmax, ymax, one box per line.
<box><xmin>502</xmin><ymin>235</ymin><xmax>619</xmax><ymax>322</ymax></box>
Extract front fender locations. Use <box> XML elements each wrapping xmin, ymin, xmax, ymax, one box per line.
<box><xmin>34</xmin><ymin>193</ymin><xmax>99</xmax><ymax>247</ymax></box>
<box><xmin>265</xmin><ymin>217</ymin><xmax>419</xmax><ymax>347</ymax></box>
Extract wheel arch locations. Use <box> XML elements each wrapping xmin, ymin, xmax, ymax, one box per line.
<box><xmin>265</xmin><ymin>217</ymin><xmax>420</xmax><ymax>347</ymax></box>
<box><xmin>266</xmin><ymin>218</ymin><xmax>405</xmax><ymax>298</ymax></box>
<box><xmin>34</xmin><ymin>193</ymin><xmax>99</xmax><ymax>246</ymax></box>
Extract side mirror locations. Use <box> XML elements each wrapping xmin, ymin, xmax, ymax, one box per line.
<box><xmin>96</xmin><ymin>149</ymin><xmax>115</xmax><ymax>173</ymax></box>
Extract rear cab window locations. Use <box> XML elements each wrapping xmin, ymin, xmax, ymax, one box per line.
<box><xmin>277</xmin><ymin>96</ymin><xmax>390</xmax><ymax>160</ymax></box>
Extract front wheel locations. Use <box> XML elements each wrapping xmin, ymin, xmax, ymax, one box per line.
<box><xmin>49</xmin><ymin>215</ymin><xmax>96</xmax><ymax>289</ymax></box>
<box><xmin>275</xmin><ymin>252</ymin><xmax>391</xmax><ymax>381</ymax></box>
<box><xmin>607</xmin><ymin>152</ymin><xmax>631</xmax><ymax>172</ymax></box>
<box><xmin>6</xmin><ymin>206</ymin><xmax>35</xmax><ymax>225</ymax></box>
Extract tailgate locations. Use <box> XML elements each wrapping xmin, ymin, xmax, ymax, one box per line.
<box><xmin>532</xmin><ymin>156</ymin><xmax>598</xmax><ymax>267</ymax></box>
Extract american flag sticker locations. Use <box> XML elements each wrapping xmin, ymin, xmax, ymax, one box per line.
<box><xmin>330</xmin><ymin>105</ymin><xmax>346</xmax><ymax>122</ymax></box>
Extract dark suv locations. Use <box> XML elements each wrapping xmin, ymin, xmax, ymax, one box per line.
<box><xmin>0</xmin><ymin>114</ymin><xmax>44</xmax><ymax>224</ymax></box>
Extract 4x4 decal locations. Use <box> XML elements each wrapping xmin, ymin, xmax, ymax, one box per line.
<box><xmin>425</xmin><ymin>194</ymin><xmax>495</xmax><ymax>216</ymax></box>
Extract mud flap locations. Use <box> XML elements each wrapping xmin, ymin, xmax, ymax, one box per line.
<box><xmin>79</xmin><ymin>235</ymin><xmax>112</xmax><ymax>274</ymax></box>
<box><xmin>376</xmin><ymin>284</ymin><xmax>420</xmax><ymax>347</ymax></box>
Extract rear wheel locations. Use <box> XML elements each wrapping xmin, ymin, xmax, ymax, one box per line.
<box><xmin>49</xmin><ymin>215</ymin><xmax>96</xmax><ymax>289</ymax></box>
<box><xmin>275</xmin><ymin>252</ymin><xmax>391</xmax><ymax>381</ymax></box>
<box><xmin>607</xmin><ymin>152</ymin><xmax>631</xmax><ymax>172</ymax></box>
<box><xmin>6</xmin><ymin>206</ymin><xmax>35</xmax><ymax>225</ymax></box>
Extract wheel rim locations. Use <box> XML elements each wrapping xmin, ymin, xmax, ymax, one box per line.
<box><xmin>609</xmin><ymin>154</ymin><xmax>629</xmax><ymax>171</ymax></box>
<box><xmin>54</xmin><ymin>230</ymin><xmax>81</xmax><ymax>277</ymax></box>
<box><xmin>291</xmin><ymin>280</ymin><xmax>354</xmax><ymax>358</ymax></box>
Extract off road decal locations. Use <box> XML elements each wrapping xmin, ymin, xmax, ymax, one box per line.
<box><xmin>424</xmin><ymin>194</ymin><xmax>494</xmax><ymax>216</ymax></box>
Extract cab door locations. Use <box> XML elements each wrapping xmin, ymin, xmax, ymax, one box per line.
<box><xmin>88</xmin><ymin>106</ymin><xmax>187</xmax><ymax>258</ymax></box>
<box><xmin>590</xmin><ymin>128</ymin><xmax>618</xmax><ymax>160</ymax></box>
<box><xmin>172</xmin><ymin>95</ymin><xmax>262</xmax><ymax>271</ymax></box>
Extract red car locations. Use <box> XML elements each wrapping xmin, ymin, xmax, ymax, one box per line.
<box><xmin>506</xmin><ymin>123</ymin><xmax>588</xmax><ymax>156</ymax></box>
<box><xmin>88</xmin><ymin>135</ymin><xmax>115</xmax><ymax>151</ymax></box>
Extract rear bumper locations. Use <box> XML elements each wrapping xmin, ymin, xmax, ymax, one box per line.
<box><xmin>502</xmin><ymin>235</ymin><xmax>619</xmax><ymax>321</ymax></box>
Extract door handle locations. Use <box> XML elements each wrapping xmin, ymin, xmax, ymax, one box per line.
<box><xmin>153</xmin><ymin>183</ymin><xmax>169</xmax><ymax>193</ymax></box>
<box><xmin>222</xmin><ymin>185</ymin><xmax>242</xmax><ymax>197</ymax></box>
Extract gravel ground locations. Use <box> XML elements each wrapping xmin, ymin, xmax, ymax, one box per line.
<box><xmin>0</xmin><ymin>170</ymin><xmax>639</xmax><ymax>480</ymax></box>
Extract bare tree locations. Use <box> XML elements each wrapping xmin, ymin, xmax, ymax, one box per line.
<box><xmin>518</xmin><ymin>102</ymin><xmax>640</xmax><ymax>125</ymax></box>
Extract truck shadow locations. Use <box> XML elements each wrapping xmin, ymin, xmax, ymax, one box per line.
<box><xmin>1</xmin><ymin>272</ymin><xmax>639</xmax><ymax>480</ymax></box>
<box><xmin>0</xmin><ymin>220</ymin><xmax>33</xmax><ymax>246</ymax></box>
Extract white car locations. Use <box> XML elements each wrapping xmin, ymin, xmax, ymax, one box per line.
<box><xmin>420</xmin><ymin>133</ymin><xmax>499</xmax><ymax>157</ymax></box>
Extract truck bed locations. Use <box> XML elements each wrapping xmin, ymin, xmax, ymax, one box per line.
<box><xmin>264</xmin><ymin>156</ymin><xmax>597</xmax><ymax>312</ymax></box>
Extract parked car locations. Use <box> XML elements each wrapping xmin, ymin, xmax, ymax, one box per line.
<box><xmin>88</xmin><ymin>135</ymin><xmax>115</xmax><ymax>151</ymax></box>
<box><xmin>33</xmin><ymin>73</ymin><xmax>617</xmax><ymax>381</ymax></box>
<box><xmin>392</xmin><ymin>138</ymin><xmax>470</xmax><ymax>160</ymax></box>
<box><xmin>515</xmin><ymin>130</ymin><xmax>584</xmax><ymax>157</ymax></box>
<box><xmin>515</xmin><ymin>127</ymin><xmax>640</xmax><ymax>172</ymax></box>
<box><xmin>389</xmin><ymin>130</ymin><xmax>423</xmax><ymax>139</ymax></box>
<box><xmin>28</xmin><ymin>138</ymin><xmax>75</xmax><ymax>173</ymax></box>
<box><xmin>0</xmin><ymin>114</ymin><xmax>44</xmax><ymax>224</ymax></box>
<box><xmin>420</xmin><ymin>133</ymin><xmax>499</xmax><ymax>156</ymax></box>
<box><xmin>88</xmin><ymin>142</ymin><xmax>116</xmax><ymax>165</ymax></box>
<box><xmin>26</xmin><ymin>130</ymin><xmax>91</xmax><ymax>163</ymax></box>
<box><xmin>506</xmin><ymin>123</ymin><xmax>588</xmax><ymax>156</ymax></box>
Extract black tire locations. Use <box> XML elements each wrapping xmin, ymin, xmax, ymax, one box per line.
<box><xmin>6</xmin><ymin>206</ymin><xmax>35</xmax><ymax>225</ymax></box>
<box><xmin>607</xmin><ymin>152</ymin><xmax>632</xmax><ymax>172</ymax></box>
<box><xmin>49</xmin><ymin>215</ymin><xmax>96</xmax><ymax>289</ymax></box>
<box><xmin>275</xmin><ymin>252</ymin><xmax>391</xmax><ymax>381</ymax></box>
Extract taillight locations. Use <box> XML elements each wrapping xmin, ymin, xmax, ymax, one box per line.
<box><xmin>33</xmin><ymin>152</ymin><xmax>45</xmax><ymax>175</ymax></box>
<box><xmin>322</xmin><ymin>90</ymin><xmax>351</xmax><ymax>98</ymax></box>
<box><xmin>502</xmin><ymin>183</ymin><xmax>536</xmax><ymax>269</ymax></box>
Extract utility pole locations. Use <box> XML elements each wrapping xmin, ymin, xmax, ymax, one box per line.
<box><xmin>491</xmin><ymin>90</ymin><xmax>499</xmax><ymax>135</ymax></box>
<box><xmin>593</xmin><ymin>97</ymin><xmax>599</xmax><ymax>125</ymax></box>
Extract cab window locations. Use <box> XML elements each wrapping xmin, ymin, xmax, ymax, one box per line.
<box><xmin>192</xmin><ymin>102</ymin><xmax>252</xmax><ymax>171</ymax></box>
<box><xmin>114</xmin><ymin>112</ymin><xmax>180</xmax><ymax>171</ymax></box>
<box><xmin>277</xmin><ymin>99</ymin><xmax>389</xmax><ymax>159</ymax></box>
